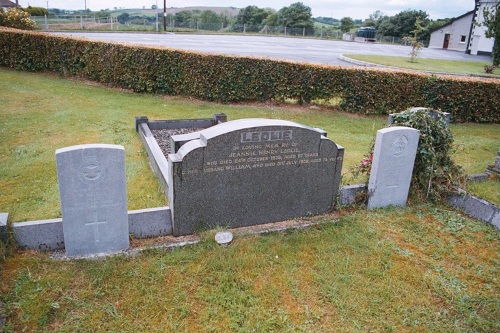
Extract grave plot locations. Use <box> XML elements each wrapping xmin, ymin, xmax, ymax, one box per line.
<box><xmin>137</xmin><ymin>115</ymin><xmax>344</xmax><ymax>236</ymax></box>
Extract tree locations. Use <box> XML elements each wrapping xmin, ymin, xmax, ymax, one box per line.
<box><xmin>0</xmin><ymin>7</ymin><xmax>36</xmax><ymax>30</ymax></box>
<box><xmin>151</xmin><ymin>5</ymin><xmax>158</xmax><ymax>10</ymax></box>
<box><xmin>340</xmin><ymin>17</ymin><xmax>354</xmax><ymax>33</ymax></box>
<box><xmin>117</xmin><ymin>13</ymin><xmax>130</xmax><ymax>24</ymax></box>
<box><xmin>364</xmin><ymin>10</ymin><xmax>387</xmax><ymax>27</ymax></box>
<box><xmin>403</xmin><ymin>17</ymin><xmax>424</xmax><ymax>62</ymax></box>
<box><xmin>23</xmin><ymin>6</ymin><xmax>49</xmax><ymax>16</ymax></box>
<box><xmin>200</xmin><ymin>10</ymin><xmax>222</xmax><ymax>24</ymax></box>
<box><xmin>377</xmin><ymin>9</ymin><xmax>429</xmax><ymax>38</ymax></box>
<box><xmin>483</xmin><ymin>3</ymin><xmax>500</xmax><ymax>66</ymax></box>
<box><xmin>236</xmin><ymin>5</ymin><xmax>273</xmax><ymax>28</ymax></box>
<box><xmin>276</xmin><ymin>2</ymin><xmax>314</xmax><ymax>29</ymax></box>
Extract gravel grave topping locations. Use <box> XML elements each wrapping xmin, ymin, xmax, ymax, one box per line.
<box><xmin>151</xmin><ymin>128</ymin><xmax>203</xmax><ymax>159</ymax></box>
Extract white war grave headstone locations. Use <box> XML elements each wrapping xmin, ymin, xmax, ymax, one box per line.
<box><xmin>367</xmin><ymin>127</ymin><xmax>420</xmax><ymax>209</ymax></box>
<box><xmin>56</xmin><ymin>144</ymin><xmax>129</xmax><ymax>257</ymax></box>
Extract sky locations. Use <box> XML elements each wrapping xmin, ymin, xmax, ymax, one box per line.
<box><xmin>18</xmin><ymin>0</ymin><xmax>476</xmax><ymax>20</ymax></box>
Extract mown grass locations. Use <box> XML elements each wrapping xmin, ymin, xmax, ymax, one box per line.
<box><xmin>344</xmin><ymin>54</ymin><xmax>500</xmax><ymax>77</ymax></box>
<box><xmin>0</xmin><ymin>67</ymin><xmax>499</xmax><ymax>331</ymax></box>
<box><xmin>1</xmin><ymin>204</ymin><xmax>498</xmax><ymax>332</ymax></box>
<box><xmin>467</xmin><ymin>177</ymin><xmax>500</xmax><ymax>206</ymax></box>
<box><xmin>0</xmin><ymin>68</ymin><xmax>498</xmax><ymax>222</ymax></box>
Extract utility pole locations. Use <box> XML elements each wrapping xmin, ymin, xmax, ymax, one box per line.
<box><xmin>155</xmin><ymin>0</ymin><xmax>159</xmax><ymax>32</ymax></box>
<box><xmin>163</xmin><ymin>0</ymin><xmax>167</xmax><ymax>32</ymax></box>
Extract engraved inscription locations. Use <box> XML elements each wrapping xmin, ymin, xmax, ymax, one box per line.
<box><xmin>187</xmin><ymin>132</ymin><xmax>339</xmax><ymax>175</ymax></box>
<box><xmin>85</xmin><ymin>210</ymin><xmax>107</xmax><ymax>243</ymax></box>
<box><xmin>241</xmin><ymin>130</ymin><xmax>293</xmax><ymax>143</ymax></box>
<box><xmin>391</xmin><ymin>135</ymin><xmax>408</xmax><ymax>157</ymax></box>
<box><xmin>78</xmin><ymin>154</ymin><xmax>106</xmax><ymax>185</ymax></box>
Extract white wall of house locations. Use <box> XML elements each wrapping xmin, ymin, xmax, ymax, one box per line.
<box><xmin>468</xmin><ymin>0</ymin><xmax>498</xmax><ymax>55</ymax></box>
<box><xmin>429</xmin><ymin>12</ymin><xmax>473</xmax><ymax>51</ymax></box>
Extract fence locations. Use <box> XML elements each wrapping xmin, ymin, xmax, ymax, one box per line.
<box><xmin>30</xmin><ymin>16</ymin><xmax>426</xmax><ymax>45</ymax></box>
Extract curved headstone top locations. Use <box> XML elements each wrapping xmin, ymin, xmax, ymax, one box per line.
<box><xmin>170</xmin><ymin>118</ymin><xmax>330</xmax><ymax>162</ymax></box>
<box><xmin>167</xmin><ymin>118</ymin><xmax>344</xmax><ymax>236</ymax></box>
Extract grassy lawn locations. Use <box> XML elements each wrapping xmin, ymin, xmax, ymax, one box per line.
<box><xmin>467</xmin><ymin>177</ymin><xmax>500</xmax><ymax>206</ymax></box>
<box><xmin>0</xmin><ymin>67</ymin><xmax>498</xmax><ymax>222</ymax></box>
<box><xmin>1</xmin><ymin>205</ymin><xmax>499</xmax><ymax>332</ymax></box>
<box><xmin>0</xmin><ymin>68</ymin><xmax>499</xmax><ymax>331</ymax></box>
<box><xmin>344</xmin><ymin>54</ymin><xmax>500</xmax><ymax>77</ymax></box>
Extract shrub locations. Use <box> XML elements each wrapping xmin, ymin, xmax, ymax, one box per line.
<box><xmin>0</xmin><ymin>28</ymin><xmax>498</xmax><ymax>122</ymax></box>
<box><xmin>390</xmin><ymin>109</ymin><xmax>465</xmax><ymax>202</ymax></box>
<box><xmin>0</xmin><ymin>8</ymin><xmax>36</xmax><ymax>30</ymax></box>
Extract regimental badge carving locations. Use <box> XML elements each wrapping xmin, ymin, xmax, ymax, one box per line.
<box><xmin>78</xmin><ymin>154</ymin><xmax>105</xmax><ymax>184</ymax></box>
<box><xmin>391</xmin><ymin>135</ymin><xmax>408</xmax><ymax>157</ymax></box>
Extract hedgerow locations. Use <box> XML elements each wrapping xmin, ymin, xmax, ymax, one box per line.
<box><xmin>1</xmin><ymin>27</ymin><xmax>499</xmax><ymax>123</ymax></box>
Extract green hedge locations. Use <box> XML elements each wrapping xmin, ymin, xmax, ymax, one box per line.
<box><xmin>1</xmin><ymin>28</ymin><xmax>499</xmax><ymax>122</ymax></box>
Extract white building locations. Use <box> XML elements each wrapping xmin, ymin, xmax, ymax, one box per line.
<box><xmin>429</xmin><ymin>0</ymin><xmax>498</xmax><ymax>56</ymax></box>
<box><xmin>429</xmin><ymin>11</ymin><xmax>474</xmax><ymax>52</ymax></box>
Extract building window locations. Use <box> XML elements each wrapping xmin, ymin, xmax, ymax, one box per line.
<box><xmin>460</xmin><ymin>35</ymin><xmax>467</xmax><ymax>43</ymax></box>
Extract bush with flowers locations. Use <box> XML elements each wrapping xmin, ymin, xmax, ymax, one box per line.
<box><xmin>0</xmin><ymin>7</ymin><xmax>36</xmax><ymax>30</ymax></box>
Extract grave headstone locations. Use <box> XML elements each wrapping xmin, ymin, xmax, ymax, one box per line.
<box><xmin>486</xmin><ymin>147</ymin><xmax>500</xmax><ymax>177</ymax></box>
<box><xmin>168</xmin><ymin>119</ymin><xmax>344</xmax><ymax>236</ymax></box>
<box><xmin>388</xmin><ymin>107</ymin><xmax>450</xmax><ymax>127</ymax></box>
<box><xmin>56</xmin><ymin>144</ymin><xmax>129</xmax><ymax>257</ymax></box>
<box><xmin>367</xmin><ymin>127</ymin><xmax>420</xmax><ymax>210</ymax></box>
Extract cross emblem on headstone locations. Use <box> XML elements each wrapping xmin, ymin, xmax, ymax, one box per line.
<box><xmin>85</xmin><ymin>211</ymin><xmax>107</xmax><ymax>242</ymax></box>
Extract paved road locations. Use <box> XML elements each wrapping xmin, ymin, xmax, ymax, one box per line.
<box><xmin>57</xmin><ymin>32</ymin><xmax>492</xmax><ymax>66</ymax></box>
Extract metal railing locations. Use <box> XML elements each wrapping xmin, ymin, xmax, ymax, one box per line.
<box><xmin>31</xmin><ymin>16</ymin><xmax>427</xmax><ymax>46</ymax></box>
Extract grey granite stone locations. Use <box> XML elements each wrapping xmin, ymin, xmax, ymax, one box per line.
<box><xmin>128</xmin><ymin>207</ymin><xmax>172</xmax><ymax>238</ymax></box>
<box><xmin>13</xmin><ymin>218</ymin><xmax>64</xmax><ymax>251</ymax></box>
<box><xmin>168</xmin><ymin>118</ymin><xmax>344</xmax><ymax>236</ymax></box>
<box><xmin>56</xmin><ymin>144</ymin><xmax>129</xmax><ymax>257</ymax></box>
<box><xmin>368</xmin><ymin>127</ymin><xmax>420</xmax><ymax>209</ymax></box>
<box><xmin>388</xmin><ymin>107</ymin><xmax>450</xmax><ymax>126</ymax></box>
<box><xmin>339</xmin><ymin>184</ymin><xmax>368</xmax><ymax>206</ymax></box>
<box><xmin>0</xmin><ymin>213</ymin><xmax>8</xmax><ymax>244</ymax></box>
<box><xmin>448</xmin><ymin>191</ymin><xmax>500</xmax><ymax>230</ymax></box>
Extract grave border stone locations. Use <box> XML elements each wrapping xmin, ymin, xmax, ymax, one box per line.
<box><xmin>135</xmin><ymin>114</ymin><xmax>227</xmax><ymax>194</ymax></box>
<box><xmin>388</xmin><ymin>107</ymin><xmax>450</xmax><ymax>126</ymax></box>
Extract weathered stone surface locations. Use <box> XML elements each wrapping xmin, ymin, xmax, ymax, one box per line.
<box><xmin>168</xmin><ymin>119</ymin><xmax>344</xmax><ymax>236</ymax></box>
<box><xmin>128</xmin><ymin>207</ymin><xmax>172</xmax><ymax>238</ymax></box>
<box><xmin>56</xmin><ymin>144</ymin><xmax>129</xmax><ymax>257</ymax></box>
<box><xmin>388</xmin><ymin>107</ymin><xmax>450</xmax><ymax>126</ymax></box>
<box><xmin>368</xmin><ymin>127</ymin><xmax>420</xmax><ymax>209</ymax></box>
<box><xmin>13</xmin><ymin>219</ymin><xmax>64</xmax><ymax>251</ymax></box>
<box><xmin>215</xmin><ymin>231</ymin><xmax>233</xmax><ymax>245</ymax></box>
<box><xmin>0</xmin><ymin>213</ymin><xmax>8</xmax><ymax>244</ymax></box>
<box><xmin>448</xmin><ymin>191</ymin><xmax>500</xmax><ymax>230</ymax></box>
<box><xmin>339</xmin><ymin>184</ymin><xmax>368</xmax><ymax>206</ymax></box>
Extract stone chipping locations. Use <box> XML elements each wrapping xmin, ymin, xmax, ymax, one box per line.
<box><xmin>151</xmin><ymin>128</ymin><xmax>203</xmax><ymax>159</ymax></box>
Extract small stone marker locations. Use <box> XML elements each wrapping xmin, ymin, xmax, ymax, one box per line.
<box><xmin>486</xmin><ymin>147</ymin><xmax>500</xmax><ymax>177</ymax></box>
<box><xmin>56</xmin><ymin>144</ymin><xmax>129</xmax><ymax>257</ymax></box>
<box><xmin>0</xmin><ymin>213</ymin><xmax>8</xmax><ymax>244</ymax></box>
<box><xmin>367</xmin><ymin>127</ymin><xmax>420</xmax><ymax>209</ymax></box>
<box><xmin>215</xmin><ymin>231</ymin><xmax>233</xmax><ymax>245</ymax></box>
<box><xmin>168</xmin><ymin>119</ymin><xmax>344</xmax><ymax>236</ymax></box>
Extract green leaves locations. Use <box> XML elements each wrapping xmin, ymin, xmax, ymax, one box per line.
<box><xmin>391</xmin><ymin>109</ymin><xmax>465</xmax><ymax>202</ymax></box>
<box><xmin>0</xmin><ymin>27</ymin><xmax>498</xmax><ymax>123</ymax></box>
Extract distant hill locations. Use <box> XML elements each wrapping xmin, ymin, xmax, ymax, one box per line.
<box><xmin>112</xmin><ymin>7</ymin><xmax>241</xmax><ymax>17</ymax></box>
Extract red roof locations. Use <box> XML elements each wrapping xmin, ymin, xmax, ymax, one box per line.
<box><xmin>0</xmin><ymin>0</ymin><xmax>17</xmax><ymax>8</ymax></box>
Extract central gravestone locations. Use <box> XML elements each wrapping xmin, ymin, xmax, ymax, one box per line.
<box><xmin>168</xmin><ymin>119</ymin><xmax>344</xmax><ymax>236</ymax></box>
